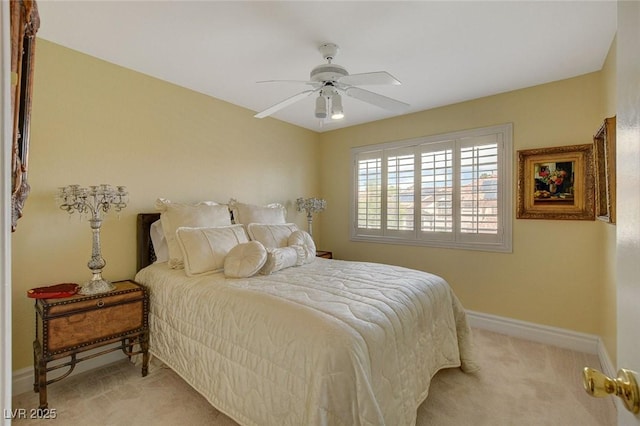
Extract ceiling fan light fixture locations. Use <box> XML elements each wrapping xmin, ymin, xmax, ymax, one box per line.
<box><xmin>315</xmin><ymin>94</ymin><xmax>327</xmax><ymax>119</ymax></box>
<box><xmin>331</xmin><ymin>93</ymin><xmax>344</xmax><ymax>120</ymax></box>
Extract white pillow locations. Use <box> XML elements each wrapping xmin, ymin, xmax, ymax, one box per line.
<box><xmin>260</xmin><ymin>246</ymin><xmax>306</xmax><ymax>275</ymax></box>
<box><xmin>224</xmin><ymin>241</ymin><xmax>267</xmax><ymax>278</ymax></box>
<box><xmin>175</xmin><ymin>225</ymin><xmax>248</xmax><ymax>277</ymax></box>
<box><xmin>156</xmin><ymin>198</ymin><xmax>231</xmax><ymax>268</ymax></box>
<box><xmin>247</xmin><ymin>223</ymin><xmax>298</xmax><ymax>249</ymax></box>
<box><xmin>288</xmin><ymin>230</ymin><xmax>316</xmax><ymax>263</ymax></box>
<box><xmin>150</xmin><ymin>220</ymin><xmax>169</xmax><ymax>263</ymax></box>
<box><xmin>229</xmin><ymin>200</ymin><xmax>286</xmax><ymax>225</ymax></box>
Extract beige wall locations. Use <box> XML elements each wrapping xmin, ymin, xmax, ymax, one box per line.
<box><xmin>319</xmin><ymin>70</ymin><xmax>613</xmax><ymax>350</ymax></box>
<box><xmin>10</xmin><ymin>40</ymin><xmax>320</xmax><ymax>370</ymax></box>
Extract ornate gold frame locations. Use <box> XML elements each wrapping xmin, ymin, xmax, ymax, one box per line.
<box><xmin>593</xmin><ymin>117</ymin><xmax>616</xmax><ymax>224</ymax></box>
<box><xmin>10</xmin><ymin>0</ymin><xmax>40</xmax><ymax>231</ymax></box>
<box><xmin>517</xmin><ymin>144</ymin><xmax>595</xmax><ymax>220</ymax></box>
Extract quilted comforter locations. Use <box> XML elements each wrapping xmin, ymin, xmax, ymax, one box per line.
<box><xmin>134</xmin><ymin>258</ymin><xmax>478</xmax><ymax>426</ymax></box>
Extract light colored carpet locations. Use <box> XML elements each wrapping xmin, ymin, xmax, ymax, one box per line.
<box><xmin>12</xmin><ymin>328</ymin><xmax>616</xmax><ymax>425</ymax></box>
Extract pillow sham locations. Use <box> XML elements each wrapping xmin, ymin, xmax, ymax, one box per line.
<box><xmin>156</xmin><ymin>198</ymin><xmax>232</xmax><ymax>268</ymax></box>
<box><xmin>288</xmin><ymin>230</ymin><xmax>316</xmax><ymax>262</ymax></box>
<box><xmin>150</xmin><ymin>220</ymin><xmax>169</xmax><ymax>263</ymax></box>
<box><xmin>229</xmin><ymin>199</ymin><xmax>286</xmax><ymax>225</ymax></box>
<box><xmin>260</xmin><ymin>245</ymin><xmax>306</xmax><ymax>275</ymax></box>
<box><xmin>224</xmin><ymin>241</ymin><xmax>267</xmax><ymax>278</ymax></box>
<box><xmin>175</xmin><ymin>225</ymin><xmax>248</xmax><ymax>277</ymax></box>
<box><xmin>247</xmin><ymin>223</ymin><xmax>299</xmax><ymax>249</ymax></box>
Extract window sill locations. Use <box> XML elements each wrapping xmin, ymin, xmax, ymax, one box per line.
<box><xmin>350</xmin><ymin>235</ymin><xmax>512</xmax><ymax>253</ymax></box>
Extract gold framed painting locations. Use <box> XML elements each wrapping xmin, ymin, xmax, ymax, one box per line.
<box><xmin>593</xmin><ymin>117</ymin><xmax>616</xmax><ymax>224</ymax></box>
<box><xmin>11</xmin><ymin>0</ymin><xmax>40</xmax><ymax>231</ymax></box>
<box><xmin>517</xmin><ymin>144</ymin><xmax>595</xmax><ymax>220</ymax></box>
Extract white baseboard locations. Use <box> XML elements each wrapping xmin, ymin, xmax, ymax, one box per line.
<box><xmin>467</xmin><ymin>310</ymin><xmax>615</xmax><ymax>377</ymax></box>
<box><xmin>12</xmin><ymin>351</ymin><xmax>126</xmax><ymax>396</ymax></box>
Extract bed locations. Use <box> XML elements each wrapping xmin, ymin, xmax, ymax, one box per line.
<box><xmin>134</xmin><ymin>205</ymin><xmax>478</xmax><ymax>426</ymax></box>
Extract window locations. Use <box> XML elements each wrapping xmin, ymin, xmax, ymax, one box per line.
<box><xmin>351</xmin><ymin>124</ymin><xmax>512</xmax><ymax>252</ymax></box>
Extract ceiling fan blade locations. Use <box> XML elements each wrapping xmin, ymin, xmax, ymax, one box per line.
<box><xmin>254</xmin><ymin>89</ymin><xmax>319</xmax><ymax>118</ymax></box>
<box><xmin>344</xmin><ymin>87</ymin><xmax>410</xmax><ymax>113</ymax></box>
<box><xmin>257</xmin><ymin>80</ymin><xmax>322</xmax><ymax>88</ymax></box>
<box><xmin>338</xmin><ymin>71</ymin><xmax>401</xmax><ymax>86</ymax></box>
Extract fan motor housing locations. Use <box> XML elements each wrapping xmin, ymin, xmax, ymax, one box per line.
<box><xmin>310</xmin><ymin>63</ymin><xmax>348</xmax><ymax>82</ymax></box>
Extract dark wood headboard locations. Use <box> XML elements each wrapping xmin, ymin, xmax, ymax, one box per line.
<box><xmin>137</xmin><ymin>213</ymin><xmax>160</xmax><ymax>272</ymax></box>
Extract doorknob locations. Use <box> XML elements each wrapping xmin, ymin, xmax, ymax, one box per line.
<box><xmin>583</xmin><ymin>367</ymin><xmax>640</xmax><ymax>414</ymax></box>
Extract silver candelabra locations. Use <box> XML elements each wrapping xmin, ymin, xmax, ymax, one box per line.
<box><xmin>296</xmin><ymin>197</ymin><xmax>326</xmax><ymax>237</ymax></box>
<box><xmin>57</xmin><ymin>184</ymin><xmax>128</xmax><ymax>295</ymax></box>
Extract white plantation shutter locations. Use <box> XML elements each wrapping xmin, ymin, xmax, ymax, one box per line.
<box><xmin>459</xmin><ymin>135</ymin><xmax>500</xmax><ymax>239</ymax></box>
<box><xmin>386</xmin><ymin>147</ymin><xmax>415</xmax><ymax>234</ymax></box>
<box><xmin>419</xmin><ymin>142</ymin><xmax>454</xmax><ymax>240</ymax></box>
<box><xmin>351</xmin><ymin>124</ymin><xmax>512</xmax><ymax>252</ymax></box>
<box><xmin>356</xmin><ymin>151</ymin><xmax>382</xmax><ymax>235</ymax></box>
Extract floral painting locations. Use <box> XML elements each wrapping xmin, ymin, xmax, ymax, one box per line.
<box><xmin>517</xmin><ymin>144</ymin><xmax>594</xmax><ymax>220</ymax></box>
<box><xmin>533</xmin><ymin>161</ymin><xmax>574</xmax><ymax>205</ymax></box>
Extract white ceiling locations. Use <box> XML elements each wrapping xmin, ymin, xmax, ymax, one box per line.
<box><xmin>36</xmin><ymin>1</ymin><xmax>617</xmax><ymax>133</ymax></box>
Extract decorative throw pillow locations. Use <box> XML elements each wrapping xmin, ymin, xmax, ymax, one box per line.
<box><xmin>149</xmin><ymin>220</ymin><xmax>169</xmax><ymax>263</ymax></box>
<box><xmin>247</xmin><ymin>223</ymin><xmax>299</xmax><ymax>249</ymax></box>
<box><xmin>260</xmin><ymin>245</ymin><xmax>306</xmax><ymax>275</ymax></box>
<box><xmin>156</xmin><ymin>198</ymin><xmax>231</xmax><ymax>268</ymax></box>
<box><xmin>175</xmin><ymin>225</ymin><xmax>248</xmax><ymax>277</ymax></box>
<box><xmin>288</xmin><ymin>230</ymin><xmax>316</xmax><ymax>263</ymax></box>
<box><xmin>224</xmin><ymin>241</ymin><xmax>268</xmax><ymax>278</ymax></box>
<box><xmin>229</xmin><ymin>199</ymin><xmax>286</xmax><ymax>225</ymax></box>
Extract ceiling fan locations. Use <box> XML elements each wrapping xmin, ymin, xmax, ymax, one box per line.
<box><xmin>254</xmin><ymin>43</ymin><xmax>409</xmax><ymax>120</ymax></box>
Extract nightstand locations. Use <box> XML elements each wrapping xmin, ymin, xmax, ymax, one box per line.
<box><xmin>316</xmin><ymin>250</ymin><xmax>333</xmax><ymax>259</ymax></box>
<box><xmin>32</xmin><ymin>280</ymin><xmax>149</xmax><ymax>409</ymax></box>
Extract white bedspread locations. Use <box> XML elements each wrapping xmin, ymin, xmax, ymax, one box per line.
<box><xmin>135</xmin><ymin>258</ymin><xmax>478</xmax><ymax>426</ymax></box>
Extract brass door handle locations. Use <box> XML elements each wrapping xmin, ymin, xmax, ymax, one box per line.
<box><xmin>583</xmin><ymin>367</ymin><xmax>640</xmax><ymax>413</ymax></box>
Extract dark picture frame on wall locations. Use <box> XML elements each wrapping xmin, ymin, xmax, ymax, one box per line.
<box><xmin>517</xmin><ymin>144</ymin><xmax>595</xmax><ymax>220</ymax></box>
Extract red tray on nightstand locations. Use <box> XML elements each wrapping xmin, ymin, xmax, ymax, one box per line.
<box><xmin>27</xmin><ymin>283</ymin><xmax>79</xmax><ymax>299</ymax></box>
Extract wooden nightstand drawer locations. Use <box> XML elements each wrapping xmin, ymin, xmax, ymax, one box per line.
<box><xmin>46</xmin><ymin>299</ymin><xmax>143</xmax><ymax>353</ymax></box>
<box><xmin>46</xmin><ymin>281</ymin><xmax>142</xmax><ymax>315</ymax></box>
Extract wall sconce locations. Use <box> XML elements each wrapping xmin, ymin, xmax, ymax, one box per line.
<box><xmin>296</xmin><ymin>197</ymin><xmax>326</xmax><ymax>237</ymax></box>
<box><xmin>56</xmin><ymin>184</ymin><xmax>128</xmax><ymax>295</ymax></box>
